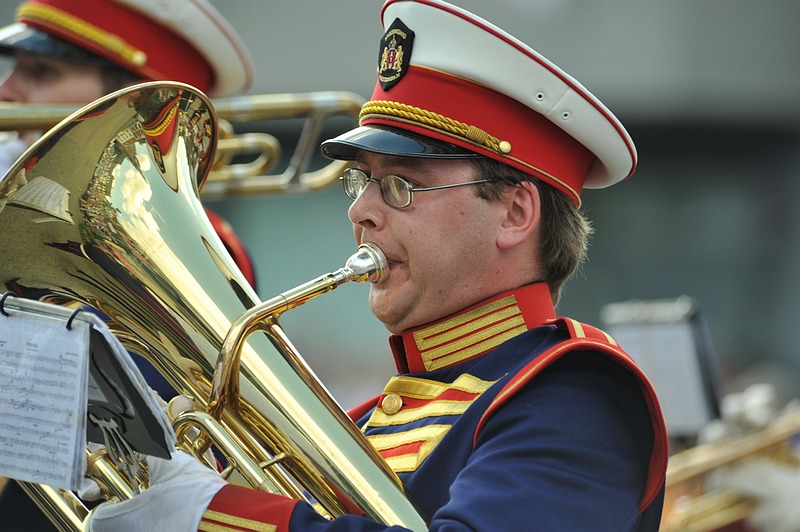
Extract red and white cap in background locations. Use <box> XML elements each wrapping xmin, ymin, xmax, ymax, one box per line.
<box><xmin>0</xmin><ymin>0</ymin><xmax>253</xmax><ymax>97</ymax></box>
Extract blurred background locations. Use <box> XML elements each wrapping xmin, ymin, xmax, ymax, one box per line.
<box><xmin>2</xmin><ymin>0</ymin><xmax>799</xmax><ymax>411</ymax></box>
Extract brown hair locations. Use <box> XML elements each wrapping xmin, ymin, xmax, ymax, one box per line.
<box><xmin>470</xmin><ymin>157</ymin><xmax>593</xmax><ymax>305</ymax></box>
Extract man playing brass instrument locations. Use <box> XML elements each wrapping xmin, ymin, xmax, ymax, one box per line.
<box><xmin>84</xmin><ymin>0</ymin><xmax>669</xmax><ymax>529</ymax></box>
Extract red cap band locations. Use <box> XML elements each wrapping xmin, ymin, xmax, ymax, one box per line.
<box><xmin>363</xmin><ymin>66</ymin><xmax>596</xmax><ymax>203</ymax></box>
<box><xmin>18</xmin><ymin>0</ymin><xmax>213</xmax><ymax>92</ymax></box>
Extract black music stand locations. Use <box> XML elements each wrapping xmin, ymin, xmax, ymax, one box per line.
<box><xmin>601</xmin><ymin>296</ymin><xmax>723</xmax><ymax>445</ymax></box>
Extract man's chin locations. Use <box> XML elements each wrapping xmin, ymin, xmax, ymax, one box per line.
<box><xmin>368</xmin><ymin>289</ymin><xmax>405</xmax><ymax>334</ymax></box>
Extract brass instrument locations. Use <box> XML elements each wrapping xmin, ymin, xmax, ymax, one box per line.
<box><xmin>661</xmin><ymin>408</ymin><xmax>800</xmax><ymax>531</ymax></box>
<box><xmin>0</xmin><ymin>89</ymin><xmax>363</xmax><ymax>196</ymax></box>
<box><xmin>0</xmin><ymin>81</ymin><xmax>424</xmax><ymax>531</ymax></box>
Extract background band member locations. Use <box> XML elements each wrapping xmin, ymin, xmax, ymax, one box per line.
<box><xmin>0</xmin><ymin>0</ymin><xmax>258</xmax><ymax>285</ymax></box>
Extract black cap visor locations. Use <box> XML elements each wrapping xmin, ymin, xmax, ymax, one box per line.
<box><xmin>321</xmin><ymin>125</ymin><xmax>482</xmax><ymax>161</ymax></box>
<box><xmin>0</xmin><ymin>23</ymin><xmax>116</xmax><ymax>67</ymax></box>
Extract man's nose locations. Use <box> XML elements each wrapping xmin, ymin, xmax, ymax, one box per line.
<box><xmin>347</xmin><ymin>180</ymin><xmax>385</xmax><ymax>230</ymax></box>
<box><xmin>0</xmin><ymin>70</ymin><xmax>22</xmax><ymax>102</ymax></box>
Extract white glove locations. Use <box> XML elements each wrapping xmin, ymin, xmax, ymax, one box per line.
<box><xmin>83</xmin><ymin>449</ymin><xmax>227</xmax><ymax>532</ymax></box>
<box><xmin>717</xmin><ymin>459</ymin><xmax>800</xmax><ymax>532</ymax></box>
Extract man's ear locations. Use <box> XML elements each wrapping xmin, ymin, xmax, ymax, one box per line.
<box><xmin>496</xmin><ymin>181</ymin><xmax>540</xmax><ymax>250</ymax></box>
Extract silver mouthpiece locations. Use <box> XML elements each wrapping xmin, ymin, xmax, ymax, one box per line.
<box><xmin>344</xmin><ymin>243</ymin><xmax>388</xmax><ymax>284</ymax></box>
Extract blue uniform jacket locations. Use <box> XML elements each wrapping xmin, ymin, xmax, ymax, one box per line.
<box><xmin>203</xmin><ymin>283</ymin><xmax>667</xmax><ymax>531</ymax></box>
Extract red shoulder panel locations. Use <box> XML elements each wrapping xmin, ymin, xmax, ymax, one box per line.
<box><xmin>473</xmin><ymin>318</ymin><xmax>667</xmax><ymax>513</ymax></box>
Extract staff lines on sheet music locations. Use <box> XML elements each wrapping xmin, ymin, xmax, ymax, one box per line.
<box><xmin>0</xmin><ymin>347</ymin><xmax>80</xmax><ymax>370</ymax></box>
<box><xmin>0</xmin><ymin>458</ymin><xmax>72</xmax><ymax>486</ymax></box>
<box><xmin>0</xmin><ymin>434</ymin><xmax>71</xmax><ymax>456</ymax></box>
<box><xmin>0</xmin><ymin>419</ymin><xmax>74</xmax><ymax>437</ymax></box>
<box><xmin>4</xmin><ymin>395</ymin><xmax>77</xmax><ymax>419</ymax></box>
<box><xmin>0</xmin><ymin>375</ymin><xmax>77</xmax><ymax>392</ymax></box>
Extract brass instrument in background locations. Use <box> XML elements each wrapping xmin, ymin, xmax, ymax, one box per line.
<box><xmin>0</xmin><ymin>81</ymin><xmax>425</xmax><ymax>531</ymax></box>
<box><xmin>661</xmin><ymin>408</ymin><xmax>800</xmax><ymax>531</ymax></box>
<box><xmin>0</xmin><ymin>88</ymin><xmax>363</xmax><ymax>197</ymax></box>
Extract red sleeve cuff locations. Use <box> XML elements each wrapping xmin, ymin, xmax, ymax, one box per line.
<box><xmin>202</xmin><ymin>484</ymin><xmax>299</xmax><ymax>531</ymax></box>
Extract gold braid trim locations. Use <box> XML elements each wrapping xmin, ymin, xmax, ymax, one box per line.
<box><xmin>142</xmin><ymin>104</ymin><xmax>178</xmax><ymax>137</ymax></box>
<box><xmin>17</xmin><ymin>3</ymin><xmax>147</xmax><ymax>66</ymax></box>
<box><xmin>360</xmin><ymin>100</ymin><xmax>512</xmax><ymax>155</ymax></box>
<box><xmin>360</xmin><ymin>100</ymin><xmax>581</xmax><ymax>206</ymax></box>
<box><xmin>200</xmin><ymin>509</ymin><xmax>277</xmax><ymax>531</ymax></box>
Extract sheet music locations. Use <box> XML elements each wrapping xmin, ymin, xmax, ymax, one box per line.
<box><xmin>0</xmin><ymin>309</ymin><xmax>89</xmax><ymax>490</ymax></box>
<box><xmin>0</xmin><ymin>296</ymin><xmax>176</xmax><ymax>492</ymax></box>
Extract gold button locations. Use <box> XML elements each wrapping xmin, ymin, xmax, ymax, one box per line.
<box><xmin>382</xmin><ymin>393</ymin><xmax>403</xmax><ymax>415</ymax></box>
<box><xmin>498</xmin><ymin>140</ymin><xmax>512</xmax><ymax>154</ymax></box>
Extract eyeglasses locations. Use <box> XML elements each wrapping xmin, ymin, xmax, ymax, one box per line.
<box><xmin>340</xmin><ymin>167</ymin><xmax>491</xmax><ymax>209</ymax></box>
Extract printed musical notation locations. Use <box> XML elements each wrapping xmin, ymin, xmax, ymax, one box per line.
<box><xmin>0</xmin><ymin>295</ymin><xmax>175</xmax><ymax>492</ymax></box>
<box><xmin>0</xmin><ymin>308</ymin><xmax>89</xmax><ymax>490</ymax></box>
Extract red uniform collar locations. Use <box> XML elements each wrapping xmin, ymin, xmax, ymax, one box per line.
<box><xmin>390</xmin><ymin>283</ymin><xmax>556</xmax><ymax>373</ymax></box>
